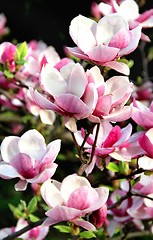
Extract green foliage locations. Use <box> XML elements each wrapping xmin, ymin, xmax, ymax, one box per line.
<box><xmin>27</xmin><ymin>196</ymin><xmax>38</xmax><ymax>214</ymax></box>
<box><xmin>79</xmin><ymin>230</ymin><xmax>96</xmax><ymax>239</ymax></box>
<box><xmin>107</xmin><ymin>162</ymin><xmax>119</xmax><ymax>172</ymax></box>
<box><xmin>53</xmin><ymin>224</ymin><xmax>72</xmax><ymax>233</ymax></box>
<box><xmin>15</xmin><ymin>41</ymin><xmax>28</xmax><ymax>65</ymax></box>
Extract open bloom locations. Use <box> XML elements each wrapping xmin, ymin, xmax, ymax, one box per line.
<box><xmin>74</xmin><ymin>121</ymin><xmax>144</xmax><ymax>175</ymax></box>
<box><xmin>29</xmin><ymin>63</ymin><xmax>100</xmax><ymax>131</ymax></box>
<box><xmin>40</xmin><ymin>174</ymin><xmax>109</xmax><ymax>230</ymax></box>
<box><xmin>66</xmin><ymin>13</ymin><xmax>141</xmax><ymax>74</ymax></box>
<box><xmin>92</xmin><ymin>0</ymin><xmax>153</xmax><ymax>42</ymax></box>
<box><xmin>0</xmin><ymin>129</ymin><xmax>61</xmax><ymax>191</ymax></box>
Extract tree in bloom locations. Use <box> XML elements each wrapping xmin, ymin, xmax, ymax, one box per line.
<box><xmin>0</xmin><ymin>1</ymin><xmax>153</xmax><ymax>239</ymax></box>
<box><xmin>40</xmin><ymin>174</ymin><xmax>109</xmax><ymax>231</ymax></box>
<box><xmin>0</xmin><ymin>129</ymin><xmax>61</xmax><ymax>190</ymax></box>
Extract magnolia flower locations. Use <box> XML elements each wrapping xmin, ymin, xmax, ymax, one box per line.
<box><xmin>88</xmin><ymin>74</ymin><xmax>134</xmax><ymax>123</ymax></box>
<box><xmin>40</xmin><ymin>174</ymin><xmax>109</xmax><ymax>230</ymax></box>
<box><xmin>92</xmin><ymin>0</ymin><xmax>153</xmax><ymax>42</ymax></box>
<box><xmin>66</xmin><ymin>13</ymin><xmax>141</xmax><ymax>74</ymax></box>
<box><xmin>0</xmin><ymin>218</ymin><xmax>49</xmax><ymax>240</ymax></box>
<box><xmin>29</xmin><ymin>63</ymin><xmax>100</xmax><ymax>132</ymax></box>
<box><xmin>74</xmin><ymin>121</ymin><xmax>144</xmax><ymax>175</ymax></box>
<box><xmin>131</xmin><ymin>99</ymin><xmax>153</xmax><ymax>130</ymax></box>
<box><xmin>0</xmin><ymin>129</ymin><xmax>61</xmax><ymax>191</ymax></box>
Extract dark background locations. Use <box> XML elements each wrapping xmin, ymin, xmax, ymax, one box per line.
<box><xmin>0</xmin><ymin>0</ymin><xmax>94</xmax><ymax>57</ymax></box>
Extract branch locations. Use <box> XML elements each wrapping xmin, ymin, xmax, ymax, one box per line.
<box><xmin>3</xmin><ymin>217</ymin><xmax>47</xmax><ymax>240</ymax></box>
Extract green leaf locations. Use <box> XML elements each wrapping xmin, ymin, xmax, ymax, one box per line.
<box><xmin>27</xmin><ymin>196</ymin><xmax>37</xmax><ymax>214</ymax></box>
<box><xmin>29</xmin><ymin>214</ymin><xmax>40</xmax><ymax>222</ymax></box>
<box><xmin>79</xmin><ymin>231</ymin><xmax>96</xmax><ymax>239</ymax></box>
<box><xmin>130</xmin><ymin>176</ymin><xmax>140</xmax><ymax>187</ymax></box>
<box><xmin>15</xmin><ymin>59</ymin><xmax>28</xmax><ymax>65</ymax></box>
<box><xmin>54</xmin><ymin>224</ymin><xmax>71</xmax><ymax>233</ymax></box>
<box><xmin>15</xmin><ymin>41</ymin><xmax>28</xmax><ymax>63</ymax></box>
<box><xmin>107</xmin><ymin>162</ymin><xmax>119</xmax><ymax>172</ymax></box>
<box><xmin>118</xmin><ymin>161</ymin><xmax>129</xmax><ymax>175</ymax></box>
<box><xmin>8</xmin><ymin>204</ymin><xmax>24</xmax><ymax>218</ymax></box>
<box><xmin>4</xmin><ymin>69</ymin><xmax>14</xmax><ymax>78</ymax></box>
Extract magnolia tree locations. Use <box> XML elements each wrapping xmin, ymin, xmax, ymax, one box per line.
<box><xmin>0</xmin><ymin>0</ymin><xmax>153</xmax><ymax>239</ymax></box>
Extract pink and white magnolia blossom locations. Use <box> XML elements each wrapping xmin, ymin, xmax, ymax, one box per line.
<box><xmin>66</xmin><ymin>13</ymin><xmax>142</xmax><ymax>74</ymax></box>
<box><xmin>138</xmin><ymin>128</ymin><xmax>153</xmax><ymax>170</ymax></box>
<box><xmin>0</xmin><ymin>129</ymin><xmax>61</xmax><ymax>191</ymax></box>
<box><xmin>88</xmin><ymin>73</ymin><xmax>134</xmax><ymax>123</ymax></box>
<box><xmin>29</xmin><ymin>63</ymin><xmax>100</xmax><ymax>132</ymax></box>
<box><xmin>40</xmin><ymin>173</ymin><xmax>109</xmax><ymax>230</ymax></box>
<box><xmin>131</xmin><ymin>99</ymin><xmax>153</xmax><ymax>130</ymax></box>
<box><xmin>74</xmin><ymin>121</ymin><xmax>144</xmax><ymax>175</ymax></box>
<box><xmin>93</xmin><ymin>0</ymin><xmax>153</xmax><ymax>42</ymax></box>
<box><xmin>0</xmin><ymin>218</ymin><xmax>49</xmax><ymax>240</ymax></box>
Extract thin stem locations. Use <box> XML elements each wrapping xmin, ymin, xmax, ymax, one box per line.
<box><xmin>3</xmin><ymin>217</ymin><xmax>47</xmax><ymax>240</ymax></box>
<box><xmin>90</xmin><ymin>122</ymin><xmax>100</xmax><ymax>162</ymax></box>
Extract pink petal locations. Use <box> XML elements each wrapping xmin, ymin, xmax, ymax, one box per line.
<box><xmin>103</xmin><ymin>106</ymin><xmax>132</xmax><ymax>122</ymax></box>
<box><xmin>29</xmin><ymin>87</ymin><xmax>61</xmax><ymax>113</ymax></box>
<box><xmin>67</xmin><ymin>186</ymin><xmax>99</xmax><ymax>210</ymax></box>
<box><xmin>11</xmin><ymin>153</ymin><xmax>36</xmax><ymax>179</ymax></box>
<box><xmin>42</xmin><ymin>205</ymin><xmax>82</xmax><ymax>226</ymax></box>
<box><xmin>40</xmin><ymin>64</ymin><xmax>67</xmax><ymax>96</ymax></box>
<box><xmin>0</xmin><ymin>136</ymin><xmax>19</xmax><ymax>163</ymax></box>
<box><xmin>109</xmin><ymin>28</ymin><xmax>132</xmax><ymax>49</ymax></box>
<box><xmin>0</xmin><ymin>163</ymin><xmax>20</xmax><ymax>179</ymax></box>
<box><xmin>67</xmin><ymin>63</ymin><xmax>87</xmax><ymax>98</ymax></box>
<box><xmin>66</xmin><ymin>47</ymin><xmax>91</xmax><ymax>61</ymax></box>
<box><xmin>103</xmin><ymin>61</ymin><xmax>130</xmax><ymax>75</ymax></box>
<box><xmin>18</xmin><ymin>129</ymin><xmax>46</xmax><ymax>160</ymax></box>
<box><xmin>73</xmin><ymin>218</ymin><xmax>96</xmax><ymax>231</ymax></box>
<box><xmin>40</xmin><ymin>179</ymin><xmax>63</xmax><ymax>208</ymax></box>
<box><xmin>93</xmin><ymin>95</ymin><xmax>112</xmax><ymax>116</ymax></box>
<box><xmin>15</xmin><ymin>180</ymin><xmax>28</xmax><ymax>191</ymax></box>
<box><xmin>61</xmin><ymin>174</ymin><xmax>91</xmax><ymax>203</ymax></box>
<box><xmin>103</xmin><ymin>125</ymin><xmax>121</xmax><ymax>147</ymax></box>
<box><xmin>118</xmin><ymin>25</ymin><xmax>142</xmax><ymax>56</ymax></box>
<box><xmin>54</xmin><ymin>94</ymin><xmax>90</xmax><ymax>115</ymax></box>
<box><xmin>86</xmin><ymin>45</ymin><xmax>120</xmax><ymax>63</ymax></box>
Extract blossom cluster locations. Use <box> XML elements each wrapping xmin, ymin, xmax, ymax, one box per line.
<box><xmin>0</xmin><ymin>1</ymin><xmax>153</xmax><ymax>239</ymax></box>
